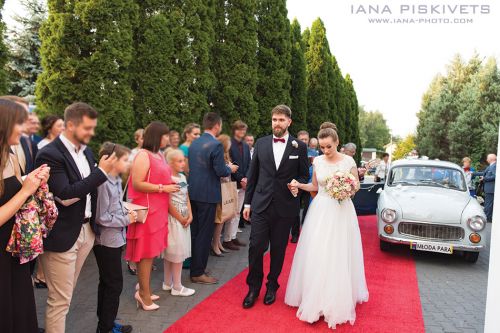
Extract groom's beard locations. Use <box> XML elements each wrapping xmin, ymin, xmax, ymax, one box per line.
<box><xmin>273</xmin><ymin>126</ymin><xmax>288</xmax><ymax>138</ymax></box>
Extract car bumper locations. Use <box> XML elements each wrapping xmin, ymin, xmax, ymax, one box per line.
<box><xmin>379</xmin><ymin>234</ymin><xmax>484</xmax><ymax>252</ymax></box>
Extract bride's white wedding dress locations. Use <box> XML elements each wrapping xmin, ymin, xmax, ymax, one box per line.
<box><xmin>285</xmin><ymin>154</ymin><xmax>369</xmax><ymax>329</ymax></box>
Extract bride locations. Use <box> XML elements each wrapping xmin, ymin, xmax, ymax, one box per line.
<box><xmin>285</xmin><ymin>127</ymin><xmax>369</xmax><ymax>329</ymax></box>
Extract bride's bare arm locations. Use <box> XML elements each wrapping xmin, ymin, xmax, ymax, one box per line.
<box><xmin>294</xmin><ymin>169</ymin><xmax>318</xmax><ymax>193</ymax></box>
<box><xmin>351</xmin><ymin>166</ymin><xmax>361</xmax><ymax>192</ymax></box>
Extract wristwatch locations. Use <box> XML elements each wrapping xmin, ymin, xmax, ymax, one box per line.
<box><xmin>158</xmin><ymin>184</ymin><xmax>164</xmax><ymax>193</ymax></box>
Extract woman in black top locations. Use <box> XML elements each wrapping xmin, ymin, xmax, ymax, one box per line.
<box><xmin>0</xmin><ymin>98</ymin><xmax>50</xmax><ymax>333</ymax></box>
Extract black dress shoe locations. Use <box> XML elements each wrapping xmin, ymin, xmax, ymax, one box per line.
<box><xmin>210</xmin><ymin>249</ymin><xmax>224</xmax><ymax>257</ymax></box>
<box><xmin>38</xmin><ymin>329</ymin><xmax>45</xmax><ymax>333</ymax></box>
<box><xmin>113</xmin><ymin>322</ymin><xmax>133</xmax><ymax>333</ymax></box>
<box><xmin>34</xmin><ymin>279</ymin><xmax>48</xmax><ymax>289</ymax></box>
<box><xmin>243</xmin><ymin>290</ymin><xmax>259</xmax><ymax>309</ymax></box>
<box><xmin>232</xmin><ymin>238</ymin><xmax>247</xmax><ymax>247</ymax></box>
<box><xmin>290</xmin><ymin>235</ymin><xmax>299</xmax><ymax>243</ymax></box>
<box><xmin>264</xmin><ymin>289</ymin><xmax>276</xmax><ymax>305</ymax></box>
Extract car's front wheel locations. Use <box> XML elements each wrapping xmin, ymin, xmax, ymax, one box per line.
<box><xmin>463</xmin><ymin>251</ymin><xmax>479</xmax><ymax>263</ymax></box>
<box><xmin>380</xmin><ymin>239</ymin><xmax>392</xmax><ymax>252</ymax></box>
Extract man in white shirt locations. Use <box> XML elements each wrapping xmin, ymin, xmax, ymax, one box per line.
<box><xmin>242</xmin><ymin>105</ymin><xmax>309</xmax><ymax>309</ymax></box>
<box><xmin>35</xmin><ymin>102</ymin><xmax>116</xmax><ymax>333</ymax></box>
<box><xmin>245</xmin><ymin>134</ymin><xmax>255</xmax><ymax>159</ymax></box>
<box><xmin>375</xmin><ymin>153</ymin><xmax>390</xmax><ymax>182</ymax></box>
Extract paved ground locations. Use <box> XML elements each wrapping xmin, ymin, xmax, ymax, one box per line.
<box><xmin>35</xmin><ymin>226</ymin><xmax>252</xmax><ymax>333</ymax></box>
<box><xmin>413</xmin><ymin>224</ymin><xmax>491</xmax><ymax>333</ymax></box>
<box><xmin>34</xmin><ymin>223</ymin><xmax>491</xmax><ymax>333</ymax></box>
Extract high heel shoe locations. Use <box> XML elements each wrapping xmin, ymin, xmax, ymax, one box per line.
<box><xmin>219</xmin><ymin>246</ymin><xmax>230</xmax><ymax>253</ymax></box>
<box><xmin>135</xmin><ymin>283</ymin><xmax>160</xmax><ymax>301</ymax></box>
<box><xmin>135</xmin><ymin>291</ymin><xmax>159</xmax><ymax>311</ymax></box>
<box><xmin>127</xmin><ymin>262</ymin><xmax>137</xmax><ymax>275</ymax></box>
<box><xmin>210</xmin><ymin>249</ymin><xmax>224</xmax><ymax>257</ymax></box>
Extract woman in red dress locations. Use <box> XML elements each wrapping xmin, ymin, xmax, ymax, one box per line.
<box><xmin>126</xmin><ymin>121</ymin><xmax>180</xmax><ymax>310</ymax></box>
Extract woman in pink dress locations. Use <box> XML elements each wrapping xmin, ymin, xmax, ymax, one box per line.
<box><xmin>126</xmin><ymin>121</ymin><xmax>180</xmax><ymax>310</ymax></box>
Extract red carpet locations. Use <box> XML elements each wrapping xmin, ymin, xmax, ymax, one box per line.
<box><xmin>165</xmin><ymin>216</ymin><xmax>424</xmax><ymax>333</ymax></box>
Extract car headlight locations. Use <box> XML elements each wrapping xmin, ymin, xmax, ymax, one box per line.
<box><xmin>467</xmin><ymin>216</ymin><xmax>486</xmax><ymax>232</ymax></box>
<box><xmin>381</xmin><ymin>209</ymin><xmax>397</xmax><ymax>223</ymax></box>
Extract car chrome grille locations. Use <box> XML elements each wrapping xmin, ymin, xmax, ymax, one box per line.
<box><xmin>398</xmin><ymin>222</ymin><xmax>464</xmax><ymax>241</ymax></box>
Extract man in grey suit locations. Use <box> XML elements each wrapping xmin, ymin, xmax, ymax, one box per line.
<box><xmin>475</xmin><ymin>154</ymin><xmax>496</xmax><ymax>222</ymax></box>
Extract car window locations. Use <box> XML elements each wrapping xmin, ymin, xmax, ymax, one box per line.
<box><xmin>388</xmin><ymin>166</ymin><xmax>466</xmax><ymax>191</ymax></box>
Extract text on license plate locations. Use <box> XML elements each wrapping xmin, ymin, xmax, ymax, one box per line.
<box><xmin>410</xmin><ymin>241</ymin><xmax>453</xmax><ymax>254</ymax></box>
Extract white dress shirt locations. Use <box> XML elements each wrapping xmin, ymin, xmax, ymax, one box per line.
<box><xmin>59</xmin><ymin>133</ymin><xmax>92</xmax><ymax>218</ymax></box>
<box><xmin>37</xmin><ymin>138</ymin><xmax>51</xmax><ymax>150</ymax></box>
<box><xmin>375</xmin><ymin>160</ymin><xmax>389</xmax><ymax>180</ymax></box>
<box><xmin>273</xmin><ymin>133</ymin><xmax>289</xmax><ymax>170</ymax></box>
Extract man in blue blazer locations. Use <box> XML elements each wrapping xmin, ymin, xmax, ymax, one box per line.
<box><xmin>35</xmin><ymin>102</ymin><xmax>116</xmax><ymax>333</ymax></box>
<box><xmin>475</xmin><ymin>154</ymin><xmax>496</xmax><ymax>222</ymax></box>
<box><xmin>188</xmin><ymin>112</ymin><xmax>238</xmax><ymax>284</ymax></box>
<box><xmin>19</xmin><ymin>135</ymin><xmax>38</xmax><ymax>174</ymax></box>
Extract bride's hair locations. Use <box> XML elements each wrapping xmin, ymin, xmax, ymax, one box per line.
<box><xmin>317</xmin><ymin>128</ymin><xmax>339</xmax><ymax>143</ymax></box>
<box><xmin>319</xmin><ymin>122</ymin><xmax>338</xmax><ymax>132</ymax></box>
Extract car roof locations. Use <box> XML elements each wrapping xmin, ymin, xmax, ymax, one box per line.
<box><xmin>390</xmin><ymin>158</ymin><xmax>462</xmax><ymax>171</ymax></box>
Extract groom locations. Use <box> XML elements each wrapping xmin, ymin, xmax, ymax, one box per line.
<box><xmin>242</xmin><ymin>105</ymin><xmax>309</xmax><ymax>308</ymax></box>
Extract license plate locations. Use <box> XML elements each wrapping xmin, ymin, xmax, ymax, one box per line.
<box><xmin>410</xmin><ymin>241</ymin><xmax>453</xmax><ymax>254</ymax></box>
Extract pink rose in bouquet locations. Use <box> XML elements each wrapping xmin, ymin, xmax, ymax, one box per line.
<box><xmin>324</xmin><ymin>171</ymin><xmax>358</xmax><ymax>203</ymax></box>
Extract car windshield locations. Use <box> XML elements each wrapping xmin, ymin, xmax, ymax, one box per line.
<box><xmin>388</xmin><ymin>166</ymin><xmax>467</xmax><ymax>191</ymax></box>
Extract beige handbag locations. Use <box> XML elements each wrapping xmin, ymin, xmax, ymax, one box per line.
<box><xmin>220</xmin><ymin>181</ymin><xmax>238</xmax><ymax>222</ymax></box>
<box><xmin>123</xmin><ymin>168</ymin><xmax>150</xmax><ymax>223</ymax></box>
<box><xmin>123</xmin><ymin>202</ymin><xmax>149</xmax><ymax>223</ymax></box>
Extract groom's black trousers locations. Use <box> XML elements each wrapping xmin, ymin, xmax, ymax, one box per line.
<box><xmin>247</xmin><ymin>202</ymin><xmax>295</xmax><ymax>293</ymax></box>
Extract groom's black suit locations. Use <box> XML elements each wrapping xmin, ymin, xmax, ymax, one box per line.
<box><xmin>244</xmin><ymin>134</ymin><xmax>309</xmax><ymax>293</ymax></box>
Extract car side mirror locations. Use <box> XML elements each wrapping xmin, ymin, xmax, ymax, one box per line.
<box><xmin>376</xmin><ymin>188</ymin><xmax>383</xmax><ymax>194</ymax></box>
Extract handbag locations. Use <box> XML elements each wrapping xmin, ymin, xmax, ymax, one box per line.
<box><xmin>220</xmin><ymin>181</ymin><xmax>238</xmax><ymax>222</ymax></box>
<box><xmin>123</xmin><ymin>202</ymin><xmax>149</xmax><ymax>223</ymax></box>
<box><xmin>123</xmin><ymin>168</ymin><xmax>150</xmax><ymax>223</ymax></box>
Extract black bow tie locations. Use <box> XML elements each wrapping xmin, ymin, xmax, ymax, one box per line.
<box><xmin>273</xmin><ymin>138</ymin><xmax>285</xmax><ymax>143</ymax></box>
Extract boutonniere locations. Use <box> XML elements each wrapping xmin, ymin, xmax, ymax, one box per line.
<box><xmin>292</xmin><ymin>140</ymin><xmax>298</xmax><ymax>148</ymax></box>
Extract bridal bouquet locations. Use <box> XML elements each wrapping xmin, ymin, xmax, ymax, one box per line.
<box><xmin>324</xmin><ymin>172</ymin><xmax>358</xmax><ymax>203</ymax></box>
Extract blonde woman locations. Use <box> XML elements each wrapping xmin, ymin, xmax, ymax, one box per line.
<box><xmin>179</xmin><ymin>123</ymin><xmax>201</xmax><ymax>177</ymax></box>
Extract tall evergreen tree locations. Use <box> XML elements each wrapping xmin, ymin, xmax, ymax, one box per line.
<box><xmin>132</xmin><ymin>0</ymin><xmax>177</xmax><ymax>129</ymax></box>
<box><xmin>326</xmin><ymin>55</ymin><xmax>345</xmax><ymax>140</ymax></box>
<box><xmin>417</xmin><ymin>54</ymin><xmax>482</xmax><ymax>160</ymax></box>
<box><xmin>37</xmin><ymin>0</ymin><xmax>138</xmax><ymax>147</ymax></box>
<box><xmin>256</xmin><ymin>0</ymin><xmax>291</xmax><ymax>134</ymax></box>
<box><xmin>0</xmin><ymin>0</ymin><xmax>9</xmax><ymax>94</ymax></box>
<box><xmin>164</xmin><ymin>0</ymin><xmax>215</xmax><ymax>130</ymax></box>
<box><xmin>289</xmin><ymin>18</ymin><xmax>307</xmax><ymax>135</ymax></box>
<box><xmin>7</xmin><ymin>0</ymin><xmax>46</xmax><ymax>97</ymax></box>
<box><xmin>304</xmin><ymin>18</ymin><xmax>331</xmax><ymax>134</ymax></box>
<box><xmin>345</xmin><ymin>74</ymin><xmax>362</xmax><ymax>163</ymax></box>
<box><xmin>211</xmin><ymin>0</ymin><xmax>259</xmax><ymax>134</ymax></box>
<box><xmin>301</xmin><ymin>27</ymin><xmax>310</xmax><ymax>54</ymax></box>
<box><xmin>448</xmin><ymin>57</ymin><xmax>500</xmax><ymax>164</ymax></box>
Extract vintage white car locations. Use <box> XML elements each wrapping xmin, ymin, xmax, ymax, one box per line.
<box><xmin>377</xmin><ymin>159</ymin><xmax>487</xmax><ymax>263</ymax></box>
